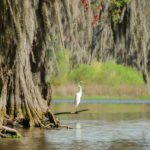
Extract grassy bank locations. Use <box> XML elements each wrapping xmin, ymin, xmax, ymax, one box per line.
<box><xmin>52</xmin><ymin>95</ymin><xmax>150</xmax><ymax>100</ymax></box>
<box><xmin>51</xmin><ymin>83</ymin><xmax>150</xmax><ymax>100</ymax></box>
<box><xmin>47</xmin><ymin>61</ymin><xmax>144</xmax><ymax>85</ymax></box>
<box><xmin>46</xmin><ymin>49</ymin><xmax>148</xmax><ymax>99</ymax></box>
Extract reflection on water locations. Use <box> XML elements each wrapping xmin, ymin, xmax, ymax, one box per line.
<box><xmin>75</xmin><ymin>122</ymin><xmax>82</xmax><ymax>141</ymax></box>
<box><xmin>1</xmin><ymin>101</ymin><xmax>150</xmax><ymax>150</ymax></box>
<box><xmin>44</xmin><ymin>120</ymin><xmax>150</xmax><ymax>150</ymax></box>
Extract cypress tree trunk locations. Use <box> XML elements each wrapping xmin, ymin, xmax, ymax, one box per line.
<box><xmin>0</xmin><ymin>0</ymin><xmax>58</xmax><ymax>129</ymax></box>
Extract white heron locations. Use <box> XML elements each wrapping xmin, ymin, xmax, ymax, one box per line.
<box><xmin>74</xmin><ymin>81</ymin><xmax>83</xmax><ymax>112</ymax></box>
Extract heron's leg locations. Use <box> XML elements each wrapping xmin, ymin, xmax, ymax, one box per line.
<box><xmin>76</xmin><ymin>107</ymin><xmax>78</xmax><ymax>113</ymax></box>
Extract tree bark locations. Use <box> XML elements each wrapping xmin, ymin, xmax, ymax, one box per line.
<box><xmin>0</xmin><ymin>0</ymin><xmax>58</xmax><ymax>130</ymax></box>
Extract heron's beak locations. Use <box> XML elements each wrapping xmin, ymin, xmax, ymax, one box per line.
<box><xmin>81</xmin><ymin>81</ymin><xmax>85</xmax><ymax>85</ymax></box>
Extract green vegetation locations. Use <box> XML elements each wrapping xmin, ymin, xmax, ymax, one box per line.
<box><xmin>46</xmin><ymin>46</ymin><xmax>147</xmax><ymax>99</ymax></box>
<box><xmin>46</xmin><ymin>55</ymin><xmax>144</xmax><ymax>86</ymax></box>
<box><xmin>8</xmin><ymin>135</ymin><xmax>21</xmax><ymax>138</ymax></box>
<box><xmin>68</xmin><ymin>61</ymin><xmax>144</xmax><ymax>85</ymax></box>
<box><xmin>46</xmin><ymin>45</ymin><xmax>71</xmax><ymax>86</ymax></box>
<box><xmin>110</xmin><ymin>0</ymin><xmax>128</xmax><ymax>23</ymax></box>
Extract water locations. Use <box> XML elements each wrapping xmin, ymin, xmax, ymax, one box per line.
<box><xmin>53</xmin><ymin>99</ymin><xmax>150</xmax><ymax>103</ymax></box>
<box><xmin>1</xmin><ymin>99</ymin><xmax>150</xmax><ymax>150</ymax></box>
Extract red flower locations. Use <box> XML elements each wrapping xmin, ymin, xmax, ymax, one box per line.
<box><xmin>82</xmin><ymin>0</ymin><xmax>87</xmax><ymax>4</ymax></box>
<box><xmin>86</xmin><ymin>4</ymin><xmax>90</xmax><ymax>9</ymax></box>
<box><xmin>97</xmin><ymin>5</ymin><xmax>102</xmax><ymax>11</ymax></box>
<box><xmin>94</xmin><ymin>13</ymin><xmax>99</xmax><ymax>20</ymax></box>
<box><xmin>92</xmin><ymin>18</ymin><xmax>97</xmax><ymax>26</ymax></box>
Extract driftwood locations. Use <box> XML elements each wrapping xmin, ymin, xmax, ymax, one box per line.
<box><xmin>54</xmin><ymin>109</ymin><xmax>89</xmax><ymax>115</ymax></box>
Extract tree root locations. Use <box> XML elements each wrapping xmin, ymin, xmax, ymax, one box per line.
<box><xmin>58</xmin><ymin>125</ymin><xmax>73</xmax><ymax>129</ymax></box>
<box><xmin>0</xmin><ymin>126</ymin><xmax>21</xmax><ymax>138</ymax></box>
<box><xmin>40</xmin><ymin>122</ymin><xmax>56</xmax><ymax>129</ymax></box>
<box><xmin>0</xmin><ymin>133</ymin><xmax>8</xmax><ymax>138</ymax></box>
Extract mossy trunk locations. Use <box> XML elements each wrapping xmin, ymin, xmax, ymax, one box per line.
<box><xmin>0</xmin><ymin>0</ymin><xmax>58</xmax><ymax>128</ymax></box>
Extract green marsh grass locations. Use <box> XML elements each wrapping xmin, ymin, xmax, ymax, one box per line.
<box><xmin>46</xmin><ymin>50</ymin><xmax>146</xmax><ymax>98</ymax></box>
<box><xmin>68</xmin><ymin>61</ymin><xmax>144</xmax><ymax>85</ymax></box>
<box><xmin>67</xmin><ymin>61</ymin><xmax>144</xmax><ymax>85</ymax></box>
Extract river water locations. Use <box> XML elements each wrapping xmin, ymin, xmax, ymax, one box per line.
<box><xmin>1</xmin><ymin>99</ymin><xmax>150</xmax><ymax>150</ymax></box>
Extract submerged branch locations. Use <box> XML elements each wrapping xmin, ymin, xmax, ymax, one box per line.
<box><xmin>74</xmin><ymin>109</ymin><xmax>89</xmax><ymax>114</ymax></box>
<box><xmin>59</xmin><ymin>125</ymin><xmax>73</xmax><ymax>129</ymax></box>
<box><xmin>54</xmin><ymin>109</ymin><xmax>89</xmax><ymax>115</ymax></box>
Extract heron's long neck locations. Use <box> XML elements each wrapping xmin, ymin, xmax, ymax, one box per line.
<box><xmin>79</xmin><ymin>85</ymin><xmax>82</xmax><ymax>95</ymax></box>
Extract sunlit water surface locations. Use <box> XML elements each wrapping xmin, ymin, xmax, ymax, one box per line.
<box><xmin>1</xmin><ymin>99</ymin><xmax>150</xmax><ymax>150</ymax></box>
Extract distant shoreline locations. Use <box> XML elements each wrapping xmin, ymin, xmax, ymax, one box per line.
<box><xmin>52</xmin><ymin>99</ymin><xmax>150</xmax><ymax>104</ymax></box>
<box><xmin>52</xmin><ymin>95</ymin><xmax>150</xmax><ymax>100</ymax></box>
